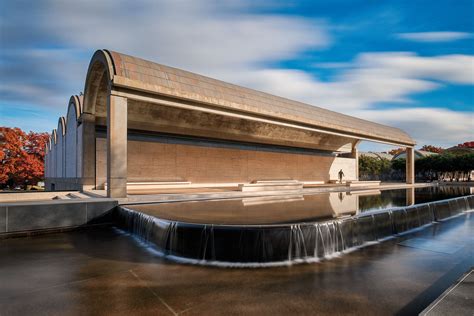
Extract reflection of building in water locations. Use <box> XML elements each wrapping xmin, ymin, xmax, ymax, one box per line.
<box><xmin>330</xmin><ymin>192</ymin><xmax>357</xmax><ymax>216</ymax></box>
<box><xmin>406</xmin><ymin>187</ymin><xmax>415</xmax><ymax>206</ymax></box>
<box><xmin>241</xmin><ymin>195</ymin><xmax>304</xmax><ymax>206</ymax></box>
<box><xmin>122</xmin><ymin>187</ymin><xmax>471</xmax><ymax>226</ymax></box>
<box><xmin>329</xmin><ymin>190</ymin><xmax>385</xmax><ymax>216</ymax></box>
<box><xmin>130</xmin><ymin>194</ymin><xmax>339</xmax><ymax>225</ymax></box>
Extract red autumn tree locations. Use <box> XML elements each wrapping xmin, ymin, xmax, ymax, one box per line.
<box><xmin>457</xmin><ymin>141</ymin><xmax>474</xmax><ymax>148</ymax></box>
<box><xmin>420</xmin><ymin>145</ymin><xmax>444</xmax><ymax>154</ymax></box>
<box><xmin>388</xmin><ymin>148</ymin><xmax>404</xmax><ymax>156</ymax></box>
<box><xmin>0</xmin><ymin>127</ymin><xmax>49</xmax><ymax>189</ymax></box>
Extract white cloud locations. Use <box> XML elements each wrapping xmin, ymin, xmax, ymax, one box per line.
<box><xmin>0</xmin><ymin>0</ymin><xmax>472</xmax><ymax>148</ymax></box>
<box><xmin>46</xmin><ymin>0</ymin><xmax>329</xmax><ymax>72</ymax></box>
<box><xmin>355</xmin><ymin>52</ymin><xmax>474</xmax><ymax>84</ymax></box>
<box><xmin>224</xmin><ymin>52</ymin><xmax>474</xmax><ymax>147</ymax></box>
<box><xmin>0</xmin><ymin>48</ymin><xmax>88</xmax><ymax>109</ymax></box>
<box><xmin>355</xmin><ymin>108</ymin><xmax>473</xmax><ymax>147</ymax></box>
<box><xmin>396</xmin><ymin>32</ymin><xmax>472</xmax><ymax>42</ymax></box>
<box><xmin>230</xmin><ymin>52</ymin><xmax>473</xmax><ymax>113</ymax></box>
<box><xmin>0</xmin><ymin>0</ymin><xmax>328</xmax><ymax>108</ymax></box>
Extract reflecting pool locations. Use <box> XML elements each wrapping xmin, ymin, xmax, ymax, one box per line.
<box><xmin>125</xmin><ymin>185</ymin><xmax>473</xmax><ymax>225</ymax></box>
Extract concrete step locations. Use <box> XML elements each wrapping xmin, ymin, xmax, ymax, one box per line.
<box><xmin>53</xmin><ymin>195</ymin><xmax>71</xmax><ymax>200</ymax></box>
<box><xmin>105</xmin><ymin>182</ymin><xmax>192</xmax><ymax>191</ymax></box>
<box><xmin>66</xmin><ymin>192</ymin><xmax>91</xmax><ymax>199</ymax></box>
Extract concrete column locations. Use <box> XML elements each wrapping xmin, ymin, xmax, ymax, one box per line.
<box><xmin>81</xmin><ymin>113</ymin><xmax>96</xmax><ymax>191</ymax></box>
<box><xmin>406</xmin><ymin>147</ymin><xmax>415</xmax><ymax>184</ymax></box>
<box><xmin>107</xmin><ymin>94</ymin><xmax>128</xmax><ymax>198</ymax></box>
<box><xmin>350</xmin><ymin>145</ymin><xmax>359</xmax><ymax>180</ymax></box>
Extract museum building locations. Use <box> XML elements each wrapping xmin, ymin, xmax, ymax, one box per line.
<box><xmin>44</xmin><ymin>50</ymin><xmax>416</xmax><ymax>198</ymax></box>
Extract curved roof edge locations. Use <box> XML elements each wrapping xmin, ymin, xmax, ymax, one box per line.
<box><xmin>100</xmin><ymin>50</ymin><xmax>415</xmax><ymax>146</ymax></box>
<box><xmin>86</xmin><ymin>50</ymin><xmax>116</xmax><ymax>83</ymax></box>
<box><xmin>393</xmin><ymin>149</ymin><xmax>439</xmax><ymax>160</ymax></box>
<box><xmin>51</xmin><ymin>129</ymin><xmax>57</xmax><ymax>145</ymax></box>
<box><xmin>46</xmin><ymin>136</ymin><xmax>52</xmax><ymax>151</ymax></box>
<box><xmin>67</xmin><ymin>95</ymin><xmax>83</xmax><ymax>121</ymax></box>
<box><xmin>57</xmin><ymin>117</ymin><xmax>66</xmax><ymax>136</ymax></box>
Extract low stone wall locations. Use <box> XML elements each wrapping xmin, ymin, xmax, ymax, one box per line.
<box><xmin>0</xmin><ymin>199</ymin><xmax>118</xmax><ymax>237</ymax></box>
<box><xmin>45</xmin><ymin>177</ymin><xmax>82</xmax><ymax>191</ymax></box>
<box><xmin>0</xmin><ymin>191</ymin><xmax>76</xmax><ymax>203</ymax></box>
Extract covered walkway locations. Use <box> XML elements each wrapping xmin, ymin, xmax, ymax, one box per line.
<box><xmin>45</xmin><ymin>50</ymin><xmax>416</xmax><ymax>198</ymax></box>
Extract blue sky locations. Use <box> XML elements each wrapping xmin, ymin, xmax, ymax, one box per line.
<box><xmin>0</xmin><ymin>0</ymin><xmax>472</xmax><ymax>151</ymax></box>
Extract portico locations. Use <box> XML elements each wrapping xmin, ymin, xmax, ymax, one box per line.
<box><xmin>45</xmin><ymin>49</ymin><xmax>416</xmax><ymax>198</ymax></box>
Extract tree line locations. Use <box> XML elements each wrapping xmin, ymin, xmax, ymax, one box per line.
<box><xmin>359</xmin><ymin>153</ymin><xmax>474</xmax><ymax>182</ymax></box>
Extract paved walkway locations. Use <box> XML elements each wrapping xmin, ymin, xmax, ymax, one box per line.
<box><xmin>0</xmin><ymin>213</ymin><xmax>472</xmax><ymax>315</ymax></box>
<box><xmin>421</xmin><ymin>269</ymin><xmax>474</xmax><ymax>315</ymax></box>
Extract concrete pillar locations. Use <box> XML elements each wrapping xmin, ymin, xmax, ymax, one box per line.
<box><xmin>350</xmin><ymin>145</ymin><xmax>359</xmax><ymax>180</ymax></box>
<box><xmin>406</xmin><ymin>147</ymin><xmax>415</xmax><ymax>184</ymax></box>
<box><xmin>81</xmin><ymin>113</ymin><xmax>96</xmax><ymax>191</ymax></box>
<box><xmin>107</xmin><ymin>94</ymin><xmax>128</xmax><ymax>198</ymax></box>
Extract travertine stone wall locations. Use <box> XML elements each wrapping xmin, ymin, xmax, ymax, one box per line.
<box><xmin>55</xmin><ymin>120</ymin><xmax>66</xmax><ymax>179</ymax></box>
<box><xmin>76</xmin><ymin>124</ymin><xmax>83</xmax><ymax>179</ymax></box>
<box><xmin>96</xmin><ymin>138</ymin><xmax>107</xmax><ymax>188</ymax></box>
<box><xmin>55</xmin><ymin>139</ymin><xmax>62</xmax><ymax>178</ymax></box>
<box><xmin>329</xmin><ymin>156</ymin><xmax>356</xmax><ymax>180</ymax></box>
<box><xmin>50</xmin><ymin>139</ymin><xmax>56</xmax><ymax>178</ymax></box>
<box><xmin>65</xmin><ymin>111</ymin><xmax>78</xmax><ymax>178</ymax></box>
<box><xmin>95</xmin><ymin>139</ymin><xmax>356</xmax><ymax>187</ymax></box>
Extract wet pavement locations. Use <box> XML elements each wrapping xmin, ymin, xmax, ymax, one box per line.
<box><xmin>0</xmin><ymin>213</ymin><xmax>473</xmax><ymax>315</ymax></box>
<box><xmin>421</xmin><ymin>269</ymin><xmax>474</xmax><ymax>315</ymax></box>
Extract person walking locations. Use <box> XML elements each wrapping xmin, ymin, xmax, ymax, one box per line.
<box><xmin>338</xmin><ymin>169</ymin><xmax>345</xmax><ymax>184</ymax></box>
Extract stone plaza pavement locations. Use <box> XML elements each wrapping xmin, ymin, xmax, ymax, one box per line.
<box><xmin>0</xmin><ymin>213</ymin><xmax>472</xmax><ymax>315</ymax></box>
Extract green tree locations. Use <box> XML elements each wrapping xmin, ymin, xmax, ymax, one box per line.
<box><xmin>359</xmin><ymin>156</ymin><xmax>392</xmax><ymax>180</ymax></box>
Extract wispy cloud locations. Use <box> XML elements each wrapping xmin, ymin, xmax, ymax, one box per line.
<box><xmin>245</xmin><ymin>52</ymin><xmax>474</xmax><ymax>112</ymax></box>
<box><xmin>238</xmin><ymin>52</ymin><xmax>474</xmax><ymax>146</ymax></box>
<box><xmin>0</xmin><ymin>0</ymin><xmax>472</xmax><ymax>148</ymax></box>
<box><xmin>396</xmin><ymin>32</ymin><xmax>472</xmax><ymax>42</ymax></box>
<box><xmin>356</xmin><ymin>108</ymin><xmax>473</xmax><ymax>147</ymax></box>
<box><xmin>0</xmin><ymin>0</ymin><xmax>328</xmax><ymax>109</ymax></box>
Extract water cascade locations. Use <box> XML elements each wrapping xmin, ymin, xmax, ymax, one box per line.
<box><xmin>114</xmin><ymin>195</ymin><xmax>474</xmax><ymax>266</ymax></box>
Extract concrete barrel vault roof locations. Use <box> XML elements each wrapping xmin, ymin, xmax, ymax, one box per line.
<box><xmin>51</xmin><ymin>129</ymin><xmax>57</xmax><ymax>145</ymax></box>
<box><xmin>57</xmin><ymin>117</ymin><xmax>66</xmax><ymax>136</ymax></box>
<box><xmin>67</xmin><ymin>95</ymin><xmax>83</xmax><ymax>121</ymax></box>
<box><xmin>88</xmin><ymin>49</ymin><xmax>416</xmax><ymax>146</ymax></box>
<box><xmin>46</xmin><ymin>136</ymin><xmax>52</xmax><ymax>151</ymax></box>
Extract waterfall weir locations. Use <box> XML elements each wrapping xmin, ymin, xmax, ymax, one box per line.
<box><xmin>114</xmin><ymin>194</ymin><xmax>474</xmax><ymax>266</ymax></box>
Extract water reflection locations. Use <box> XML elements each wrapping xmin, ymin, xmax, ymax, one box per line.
<box><xmin>358</xmin><ymin>185</ymin><xmax>472</xmax><ymax>212</ymax></box>
<box><xmin>127</xmin><ymin>185</ymin><xmax>473</xmax><ymax>225</ymax></box>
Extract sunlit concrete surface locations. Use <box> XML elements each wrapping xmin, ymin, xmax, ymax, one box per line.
<box><xmin>421</xmin><ymin>269</ymin><xmax>474</xmax><ymax>316</ymax></box>
<box><xmin>1</xmin><ymin>213</ymin><xmax>472</xmax><ymax>315</ymax></box>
